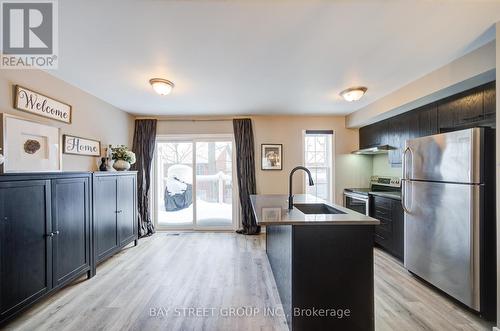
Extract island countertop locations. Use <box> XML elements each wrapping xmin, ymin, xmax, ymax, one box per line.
<box><xmin>250</xmin><ymin>194</ymin><xmax>379</xmax><ymax>225</ymax></box>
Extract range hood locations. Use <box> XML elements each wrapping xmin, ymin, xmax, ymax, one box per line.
<box><xmin>351</xmin><ymin>145</ymin><xmax>394</xmax><ymax>155</ymax></box>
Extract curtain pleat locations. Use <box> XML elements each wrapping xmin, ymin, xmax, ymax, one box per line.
<box><xmin>233</xmin><ymin>118</ymin><xmax>260</xmax><ymax>235</ymax></box>
<box><xmin>132</xmin><ymin>119</ymin><xmax>157</xmax><ymax>237</ymax></box>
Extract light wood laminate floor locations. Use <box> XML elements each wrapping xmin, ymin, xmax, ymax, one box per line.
<box><xmin>3</xmin><ymin>233</ymin><xmax>494</xmax><ymax>331</ymax></box>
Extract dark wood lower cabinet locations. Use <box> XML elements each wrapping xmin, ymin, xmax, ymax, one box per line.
<box><xmin>0</xmin><ymin>173</ymin><xmax>92</xmax><ymax>325</ymax></box>
<box><xmin>51</xmin><ymin>177</ymin><xmax>91</xmax><ymax>287</ymax></box>
<box><xmin>117</xmin><ymin>174</ymin><xmax>136</xmax><ymax>246</ymax></box>
<box><xmin>0</xmin><ymin>171</ymin><xmax>138</xmax><ymax>326</ymax></box>
<box><xmin>93</xmin><ymin>172</ymin><xmax>138</xmax><ymax>265</ymax></box>
<box><xmin>267</xmin><ymin>225</ymin><xmax>375</xmax><ymax>331</ymax></box>
<box><xmin>370</xmin><ymin>195</ymin><xmax>404</xmax><ymax>261</ymax></box>
<box><xmin>94</xmin><ymin>175</ymin><xmax>120</xmax><ymax>261</ymax></box>
<box><xmin>0</xmin><ymin>180</ymin><xmax>52</xmax><ymax>323</ymax></box>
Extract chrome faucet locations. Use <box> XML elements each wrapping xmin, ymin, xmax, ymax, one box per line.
<box><xmin>289</xmin><ymin>166</ymin><xmax>314</xmax><ymax>209</ymax></box>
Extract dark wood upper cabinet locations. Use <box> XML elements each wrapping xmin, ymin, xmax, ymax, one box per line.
<box><xmin>455</xmin><ymin>88</ymin><xmax>483</xmax><ymax>125</ymax></box>
<box><xmin>416</xmin><ymin>103</ymin><xmax>438</xmax><ymax>137</ymax></box>
<box><xmin>437</xmin><ymin>98</ymin><xmax>456</xmax><ymax>131</ymax></box>
<box><xmin>358</xmin><ymin>126</ymin><xmax>369</xmax><ymax>149</ymax></box>
<box><xmin>438</xmin><ymin>86</ymin><xmax>485</xmax><ymax>131</ymax></box>
<box><xmin>359</xmin><ymin>81</ymin><xmax>495</xmax><ymax>165</ymax></box>
<box><xmin>359</xmin><ymin>121</ymin><xmax>388</xmax><ymax>149</ymax></box>
<box><xmin>359</xmin><ymin>125</ymin><xmax>377</xmax><ymax>149</ymax></box>
<box><xmin>374</xmin><ymin>121</ymin><xmax>388</xmax><ymax>146</ymax></box>
<box><xmin>484</xmin><ymin>81</ymin><xmax>496</xmax><ymax>118</ymax></box>
<box><xmin>388</xmin><ymin>113</ymin><xmax>410</xmax><ymax>165</ymax></box>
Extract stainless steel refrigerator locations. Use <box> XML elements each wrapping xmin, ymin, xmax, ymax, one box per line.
<box><xmin>402</xmin><ymin>127</ymin><xmax>496</xmax><ymax>320</ymax></box>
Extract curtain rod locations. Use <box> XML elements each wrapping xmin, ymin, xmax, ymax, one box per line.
<box><xmin>158</xmin><ymin>119</ymin><xmax>234</xmax><ymax>122</ymax></box>
<box><xmin>135</xmin><ymin>117</ymin><xmax>242</xmax><ymax>122</ymax></box>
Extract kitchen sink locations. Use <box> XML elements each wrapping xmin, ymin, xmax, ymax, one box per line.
<box><xmin>293</xmin><ymin>203</ymin><xmax>346</xmax><ymax>215</ymax></box>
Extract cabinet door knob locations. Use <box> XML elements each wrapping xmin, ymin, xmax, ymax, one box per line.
<box><xmin>54</xmin><ymin>230</ymin><xmax>60</xmax><ymax>235</ymax></box>
<box><xmin>116</xmin><ymin>210</ymin><xmax>122</xmax><ymax>214</ymax></box>
<box><xmin>45</xmin><ymin>232</ymin><xmax>55</xmax><ymax>237</ymax></box>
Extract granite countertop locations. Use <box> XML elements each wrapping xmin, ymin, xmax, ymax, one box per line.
<box><xmin>369</xmin><ymin>191</ymin><xmax>401</xmax><ymax>200</ymax></box>
<box><xmin>250</xmin><ymin>194</ymin><xmax>379</xmax><ymax>226</ymax></box>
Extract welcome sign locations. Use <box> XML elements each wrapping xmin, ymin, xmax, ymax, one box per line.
<box><xmin>63</xmin><ymin>135</ymin><xmax>101</xmax><ymax>157</ymax></box>
<box><xmin>14</xmin><ymin>85</ymin><xmax>72</xmax><ymax>123</ymax></box>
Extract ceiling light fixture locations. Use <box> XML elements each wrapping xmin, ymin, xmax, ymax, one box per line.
<box><xmin>339</xmin><ymin>86</ymin><xmax>367</xmax><ymax>102</ymax></box>
<box><xmin>149</xmin><ymin>78</ymin><xmax>174</xmax><ymax>95</ymax></box>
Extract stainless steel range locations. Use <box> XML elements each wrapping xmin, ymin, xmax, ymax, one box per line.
<box><xmin>343</xmin><ymin>176</ymin><xmax>400</xmax><ymax>215</ymax></box>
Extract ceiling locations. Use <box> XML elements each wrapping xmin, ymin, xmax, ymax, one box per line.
<box><xmin>49</xmin><ymin>0</ymin><xmax>500</xmax><ymax>116</ymax></box>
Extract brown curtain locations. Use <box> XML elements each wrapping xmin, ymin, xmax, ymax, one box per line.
<box><xmin>233</xmin><ymin>118</ymin><xmax>260</xmax><ymax>235</ymax></box>
<box><xmin>132</xmin><ymin>119</ymin><xmax>157</xmax><ymax>237</ymax></box>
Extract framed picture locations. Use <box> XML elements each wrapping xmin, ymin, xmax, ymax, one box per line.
<box><xmin>261</xmin><ymin>144</ymin><xmax>282</xmax><ymax>170</ymax></box>
<box><xmin>0</xmin><ymin>113</ymin><xmax>61</xmax><ymax>173</ymax></box>
<box><xmin>14</xmin><ymin>85</ymin><xmax>72</xmax><ymax>124</ymax></box>
<box><xmin>261</xmin><ymin>207</ymin><xmax>282</xmax><ymax>221</ymax></box>
<box><xmin>63</xmin><ymin>134</ymin><xmax>101</xmax><ymax>157</ymax></box>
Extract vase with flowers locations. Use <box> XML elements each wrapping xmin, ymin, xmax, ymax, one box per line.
<box><xmin>111</xmin><ymin>145</ymin><xmax>136</xmax><ymax>171</ymax></box>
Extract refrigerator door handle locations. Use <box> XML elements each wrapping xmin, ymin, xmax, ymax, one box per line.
<box><xmin>401</xmin><ymin>147</ymin><xmax>411</xmax><ymax>213</ymax></box>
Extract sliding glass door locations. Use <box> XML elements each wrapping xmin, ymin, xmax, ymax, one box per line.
<box><xmin>154</xmin><ymin>135</ymin><xmax>236</xmax><ymax>230</ymax></box>
<box><xmin>156</xmin><ymin>141</ymin><xmax>194</xmax><ymax>227</ymax></box>
<box><xmin>195</xmin><ymin>141</ymin><xmax>233</xmax><ymax>227</ymax></box>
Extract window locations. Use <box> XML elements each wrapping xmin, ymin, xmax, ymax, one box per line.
<box><xmin>304</xmin><ymin>130</ymin><xmax>333</xmax><ymax>201</ymax></box>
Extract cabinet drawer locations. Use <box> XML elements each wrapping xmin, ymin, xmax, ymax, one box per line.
<box><xmin>374</xmin><ymin>208</ymin><xmax>391</xmax><ymax>220</ymax></box>
<box><xmin>375</xmin><ymin>218</ymin><xmax>393</xmax><ymax>234</ymax></box>
<box><xmin>372</xmin><ymin>196</ymin><xmax>392</xmax><ymax>210</ymax></box>
<box><xmin>374</xmin><ymin>231</ymin><xmax>392</xmax><ymax>251</ymax></box>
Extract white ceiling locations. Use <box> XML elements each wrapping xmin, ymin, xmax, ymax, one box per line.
<box><xmin>50</xmin><ymin>0</ymin><xmax>500</xmax><ymax>116</ymax></box>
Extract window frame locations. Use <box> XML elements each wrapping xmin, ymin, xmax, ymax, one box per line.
<box><xmin>302</xmin><ymin>130</ymin><xmax>335</xmax><ymax>203</ymax></box>
<box><xmin>152</xmin><ymin>133</ymin><xmax>239</xmax><ymax>231</ymax></box>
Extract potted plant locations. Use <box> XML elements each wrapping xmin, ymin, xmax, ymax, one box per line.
<box><xmin>111</xmin><ymin>145</ymin><xmax>136</xmax><ymax>171</ymax></box>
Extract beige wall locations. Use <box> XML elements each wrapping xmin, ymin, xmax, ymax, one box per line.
<box><xmin>0</xmin><ymin>70</ymin><xmax>134</xmax><ymax>171</ymax></box>
<box><xmin>252</xmin><ymin>116</ymin><xmax>371</xmax><ymax>205</ymax></box>
<box><xmin>347</xmin><ymin>41</ymin><xmax>496</xmax><ymax>128</ymax></box>
<box><xmin>156</xmin><ymin>116</ymin><xmax>372</xmax><ymax>205</ymax></box>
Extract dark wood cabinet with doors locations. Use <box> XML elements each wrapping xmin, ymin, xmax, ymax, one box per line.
<box><xmin>93</xmin><ymin>171</ymin><xmax>138</xmax><ymax>267</ymax></box>
<box><xmin>370</xmin><ymin>194</ymin><xmax>404</xmax><ymax>261</ymax></box>
<box><xmin>438</xmin><ymin>85</ymin><xmax>484</xmax><ymax>131</ymax></box>
<box><xmin>387</xmin><ymin>112</ymin><xmax>410</xmax><ymax>165</ymax></box>
<box><xmin>483</xmin><ymin>81</ymin><xmax>496</xmax><ymax>118</ymax></box>
<box><xmin>51</xmin><ymin>176</ymin><xmax>92</xmax><ymax>286</ymax></box>
<box><xmin>359</xmin><ymin>120</ymin><xmax>387</xmax><ymax>149</ymax></box>
<box><xmin>359</xmin><ymin>81</ymin><xmax>495</xmax><ymax>165</ymax></box>
<box><xmin>0</xmin><ymin>172</ymin><xmax>92</xmax><ymax>325</ymax></box>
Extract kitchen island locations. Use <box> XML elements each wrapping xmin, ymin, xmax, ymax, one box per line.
<box><xmin>251</xmin><ymin>194</ymin><xmax>379</xmax><ymax>331</ymax></box>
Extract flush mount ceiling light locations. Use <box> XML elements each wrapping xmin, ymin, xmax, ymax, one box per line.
<box><xmin>149</xmin><ymin>78</ymin><xmax>174</xmax><ymax>95</ymax></box>
<box><xmin>339</xmin><ymin>86</ymin><xmax>367</xmax><ymax>102</ymax></box>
